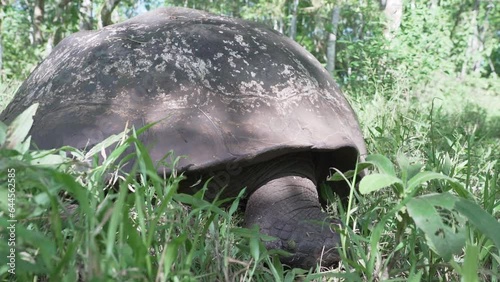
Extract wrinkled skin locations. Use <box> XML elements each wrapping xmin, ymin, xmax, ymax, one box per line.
<box><xmin>242</xmin><ymin>153</ymin><xmax>342</xmax><ymax>268</ymax></box>
<box><xmin>181</xmin><ymin>152</ymin><xmax>348</xmax><ymax>268</ymax></box>
<box><xmin>0</xmin><ymin>7</ymin><xmax>367</xmax><ymax>269</ymax></box>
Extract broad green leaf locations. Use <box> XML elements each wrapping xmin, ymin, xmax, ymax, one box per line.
<box><xmin>407</xmin><ymin>270</ymin><xmax>423</xmax><ymax>282</ymax></box>
<box><xmin>406</xmin><ymin>193</ymin><xmax>466</xmax><ymax>261</ymax></box>
<box><xmin>454</xmin><ymin>198</ymin><xmax>500</xmax><ymax>251</ymax></box>
<box><xmin>19</xmin><ymin>135</ymin><xmax>31</xmax><ymax>153</ymax></box>
<box><xmin>365</xmin><ymin>154</ymin><xmax>396</xmax><ymax>176</ymax></box>
<box><xmin>34</xmin><ymin>192</ymin><xmax>51</xmax><ymax>206</ymax></box>
<box><xmin>30</xmin><ymin>150</ymin><xmax>67</xmax><ymax>166</ymax></box>
<box><xmin>396</xmin><ymin>152</ymin><xmax>410</xmax><ymax>172</ymax></box>
<box><xmin>448</xmin><ymin>181</ymin><xmax>473</xmax><ymax>199</ymax></box>
<box><xmin>462</xmin><ymin>243</ymin><xmax>480</xmax><ymax>282</ymax></box>
<box><xmin>406</xmin><ymin>171</ymin><xmax>455</xmax><ymax>193</ymax></box>
<box><xmin>3</xmin><ymin>103</ymin><xmax>38</xmax><ymax>150</ymax></box>
<box><xmin>407</xmin><ymin>164</ymin><xmax>424</xmax><ymax>182</ymax></box>
<box><xmin>440</xmin><ymin>153</ymin><xmax>453</xmax><ymax>176</ymax></box>
<box><xmin>359</xmin><ymin>173</ymin><xmax>402</xmax><ymax>194</ymax></box>
<box><xmin>249</xmin><ymin>236</ymin><xmax>260</xmax><ymax>262</ymax></box>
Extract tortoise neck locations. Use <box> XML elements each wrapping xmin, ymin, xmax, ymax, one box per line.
<box><xmin>210</xmin><ymin>152</ymin><xmax>317</xmax><ymax>197</ymax></box>
<box><xmin>178</xmin><ymin>152</ymin><xmax>317</xmax><ymax>200</ymax></box>
<box><xmin>240</xmin><ymin>152</ymin><xmax>317</xmax><ymax>195</ymax></box>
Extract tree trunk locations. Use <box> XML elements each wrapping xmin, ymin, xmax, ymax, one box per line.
<box><xmin>326</xmin><ymin>6</ymin><xmax>340</xmax><ymax>75</ymax></box>
<box><xmin>470</xmin><ymin>0</ymin><xmax>482</xmax><ymax>74</ymax></box>
<box><xmin>483</xmin><ymin>1</ymin><xmax>495</xmax><ymax>77</ymax></box>
<box><xmin>0</xmin><ymin>5</ymin><xmax>3</xmax><ymax>81</ymax></box>
<box><xmin>278</xmin><ymin>16</ymin><xmax>284</xmax><ymax>34</ymax></box>
<box><xmin>429</xmin><ymin>0</ymin><xmax>438</xmax><ymax>9</ymax></box>
<box><xmin>381</xmin><ymin>0</ymin><xmax>403</xmax><ymax>40</ymax></box>
<box><xmin>312</xmin><ymin>9</ymin><xmax>324</xmax><ymax>54</ymax></box>
<box><xmin>99</xmin><ymin>0</ymin><xmax>121</xmax><ymax>28</ymax></box>
<box><xmin>79</xmin><ymin>0</ymin><xmax>93</xmax><ymax>30</ymax></box>
<box><xmin>231</xmin><ymin>0</ymin><xmax>240</xmax><ymax>18</ymax></box>
<box><xmin>48</xmin><ymin>0</ymin><xmax>71</xmax><ymax>53</ymax></box>
<box><xmin>473</xmin><ymin>0</ymin><xmax>492</xmax><ymax>75</ymax></box>
<box><xmin>33</xmin><ymin>0</ymin><xmax>45</xmax><ymax>46</ymax></box>
<box><xmin>460</xmin><ymin>0</ymin><xmax>483</xmax><ymax>77</ymax></box>
<box><xmin>288</xmin><ymin>0</ymin><xmax>299</xmax><ymax>40</ymax></box>
<box><xmin>1</xmin><ymin>0</ymin><xmax>12</xmax><ymax>80</ymax></box>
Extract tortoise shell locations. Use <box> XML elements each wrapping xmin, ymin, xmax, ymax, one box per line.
<box><xmin>1</xmin><ymin>7</ymin><xmax>366</xmax><ymax>173</ymax></box>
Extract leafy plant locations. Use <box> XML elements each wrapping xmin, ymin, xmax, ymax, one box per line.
<box><xmin>336</xmin><ymin>153</ymin><xmax>500</xmax><ymax>280</ymax></box>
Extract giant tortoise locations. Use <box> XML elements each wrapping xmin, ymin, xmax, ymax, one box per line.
<box><xmin>0</xmin><ymin>7</ymin><xmax>367</xmax><ymax>269</ymax></box>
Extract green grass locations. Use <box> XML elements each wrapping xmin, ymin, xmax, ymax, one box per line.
<box><xmin>0</xmin><ymin>70</ymin><xmax>499</xmax><ymax>281</ymax></box>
